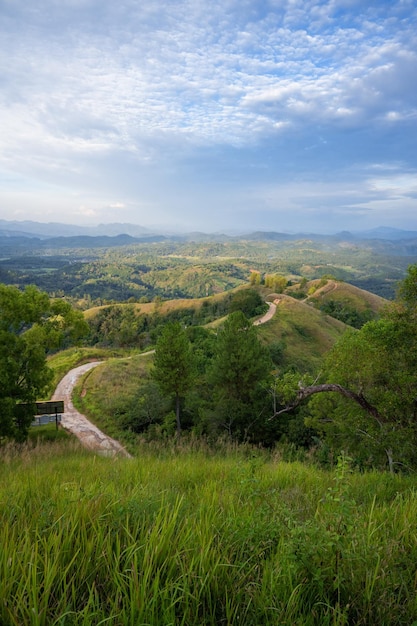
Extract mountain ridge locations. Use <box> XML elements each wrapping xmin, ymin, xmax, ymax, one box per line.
<box><xmin>1</xmin><ymin>219</ymin><xmax>417</xmax><ymax>242</ymax></box>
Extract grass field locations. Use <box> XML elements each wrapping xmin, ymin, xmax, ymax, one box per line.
<box><xmin>257</xmin><ymin>294</ymin><xmax>347</xmax><ymax>372</ymax></box>
<box><xmin>1</xmin><ymin>440</ymin><xmax>417</xmax><ymax>625</ymax></box>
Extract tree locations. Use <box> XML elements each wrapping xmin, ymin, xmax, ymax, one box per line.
<box><xmin>208</xmin><ymin>311</ymin><xmax>272</xmax><ymax>440</ymax></box>
<box><xmin>264</xmin><ymin>274</ymin><xmax>287</xmax><ymax>293</ymax></box>
<box><xmin>249</xmin><ymin>271</ymin><xmax>261</xmax><ymax>285</ymax></box>
<box><xmin>152</xmin><ymin>322</ymin><xmax>196</xmax><ymax>436</ymax></box>
<box><xmin>229</xmin><ymin>288</ymin><xmax>266</xmax><ymax>318</ymax></box>
<box><xmin>0</xmin><ymin>284</ymin><xmax>88</xmax><ymax>441</ymax></box>
<box><xmin>117</xmin><ymin>380</ymin><xmax>170</xmax><ymax>435</ymax></box>
<box><xmin>272</xmin><ymin>265</ymin><xmax>417</xmax><ymax>471</ymax></box>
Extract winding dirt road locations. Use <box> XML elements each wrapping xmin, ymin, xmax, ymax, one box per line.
<box><xmin>51</xmin><ymin>306</ymin><xmax>275</xmax><ymax>456</ymax></box>
<box><xmin>52</xmin><ymin>361</ymin><xmax>132</xmax><ymax>458</ymax></box>
<box><xmin>254</xmin><ymin>301</ymin><xmax>277</xmax><ymax>325</ymax></box>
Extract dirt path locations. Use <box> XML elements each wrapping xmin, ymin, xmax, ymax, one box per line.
<box><xmin>303</xmin><ymin>279</ymin><xmax>338</xmax><ymax>302</ymax></box>
<box><xmin>254</xmin><ymin>301</ymin><xmax>277</xmax><ymax>325</ymax></box>
<box><xmin>52</xmin><ymin>361</ymin><xmax>132</xmax><ymax>458</ymax></box>
<box><xmin>51</xmin><ymin>311</ymin><xmax>274</xmax><ymax>456</ymax></box>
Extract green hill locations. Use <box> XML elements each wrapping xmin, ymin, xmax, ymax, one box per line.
<box><xmin>255</xmin><ymin>293</ymin><xmax>348</xmax><ymax>372</ymax></box>
<box><xmin>302</xmin><ymin>278</ymin><xmax>387</xmax><ymax>313</ymax></box>
<box><xmin>83</xmin><ymin>280</ymin><xmax>387</xmax><ymax>372</ymax></box>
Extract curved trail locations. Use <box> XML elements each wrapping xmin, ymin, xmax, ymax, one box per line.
<box><xmin>52</xmin><ymin>361</ymin><xmax>132</xmax><ymax>458</ymax></box>
<box><xmin>254</xmin><ymin>301</ymin><xmax>277</xmax><ymax>326</ymax></box>
<box><xmin>51</xmin><ymin>306</ymin><xmax>276</xmax><ymax>456</ymax></box>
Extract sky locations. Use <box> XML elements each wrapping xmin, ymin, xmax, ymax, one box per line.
<box><xmin>1</xmin><ymin>0</ymin><xmax>417</xmax><ymax>234</ymax></box>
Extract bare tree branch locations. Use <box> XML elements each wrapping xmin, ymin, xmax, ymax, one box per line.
<box><xmin>271</xmin><ymin>383</ymin><xmax>385</xmax><ymax>427</ymax></box>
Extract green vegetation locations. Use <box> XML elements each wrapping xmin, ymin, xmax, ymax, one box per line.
<box><xmin>1</xmin><ymin>443</ymin><xmax>417</xmax><ymax>625</ymax></box>
<box><xmin>153</xmin><ymin>322</ymin><xmax>196</xmax><ymax>436</ymax></box>
<box><xmin>269</xmin><ymin>265</ymin><xmax>417</xmax><ymax>472</ymax></box>
<box><xmin>70</xmin><ymin>265</ymin><xmax>417</xmax><ymax>472</ymax></box>
<box><xmin>303</xmin><ymin>279</ymin><xmax>386</xmax><ymax>328</ymax></box>
<box><xmin>27</xmin><ymin>422</ymin><xmax>73</xmax><ymax>444</ymax></box>
<box><xmin>256</xmin><ymin>295</ymin><xmax>347</xmax><ymax>372</ymax></box>
<box><xmin>1</xmin><ymin>235</ymin><xmax>413</xmax><ymax>303</ymax></box>
<box><xmin>2</xmin><ymin>244</ymin><xmax>417</xmax><ymax>622</ymax></box>
<box><xmin>0</xmin><ymin>285</ymin><xmax>87</xmax><ymax>441</ymax></box>
<box><xmin>208</xmin><ymin>311</ymin><xmax>273</xmax><ymax>441</ymax></box>
<box><xmin>47</xmin><ymin>346</ymin><xmax>135</xmax><ymax>390</ymax></box>
<box><xmin>85</xmin><ymin>288</ymin><xmax>267</xmax><ymax>349</ymax></box>
<box><xmin>72</xmin><ymin>354</ymin><xmax>157</xmax><ymax>446</ymax></box>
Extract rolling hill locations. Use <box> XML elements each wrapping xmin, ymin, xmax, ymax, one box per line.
<box><xmin>83</xmin><ymin>280</ymin><xmax>387</xmax><ymax>372</ymax></box>
<box><xmin>302</xmin><ymin>279</ymin><xmax>388</xmax><ymax>313</ymax></box>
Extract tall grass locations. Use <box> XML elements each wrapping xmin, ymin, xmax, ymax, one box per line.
<box><xmin>1</xmin><ymin>442</ymin><xmax>416</xmax><ymax>625</ymax></box>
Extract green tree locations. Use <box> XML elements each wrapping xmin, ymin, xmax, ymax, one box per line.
<box><xmin>152</xmin><ymin>322</ymin><xmax>196</xmax><ymax>436</ymax></box>
<box><xmin>249</xmin><ymin>270</ymin><xmax>261</xmax><ymax>285</ymax></box>
<box><xmin>272</xmin><ymin>265</ymin><xmax>417</xmax><ymax>471</ymax></box>
<box><xmin>117</xmin><ymin>380</ymin><xmax>170</xmax><ymax>435</ymax></box>
<box><xmin>0</xmin><ymin>284</ymin><xmax>88</xmax><ymax>441</ymax></box>
<box><xmin>209</xmin><ymin>311</ymin><xmax>272</xmax><ymax>440</ymax></box>
<box><xmin>229</xmin><ymin>288</ymin><xmax>266</xmax><ymax>318</ymax></box>
<box><xmin>265</xmin><ymin>274</ymin><xmax>287</xmax><ymax>293</ymax></box>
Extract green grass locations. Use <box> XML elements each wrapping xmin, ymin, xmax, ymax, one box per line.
<box><xmin>1</xmin><ymin>442</ymin><xmax>417</xmax><ymax>625</ymax></box>
<box><xmin>303</xmin><ymin>279</ymin><xmax>388</xmax><ymax>313</ymax></box>
<box><xmin>46</xmin><ymin>347</ymin><xmax>143</xmax><ymax>393</ymax></box>
<box><xmin>257</xmin><ymin>294</ymin><xmax>347</xmax><ymax>372</ymax></box>
<box><xmin>71</xmin><ymin>352</ymin><xmax>154</xmax><ymax>449</ymax></box>
<box><xmin>28</xmin><ymin>423</ymin><xmax>73</xmax><ymax>444</ymax></box>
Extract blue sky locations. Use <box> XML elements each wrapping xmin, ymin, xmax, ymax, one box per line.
<box><xmin>1</xmin><ymin>0</ymin><xmax>416</xmax><ymax>233</ymax></box>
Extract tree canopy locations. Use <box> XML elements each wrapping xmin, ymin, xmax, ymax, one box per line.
<box><xmin>152</xmin><ymin>321</ymin><xmax>196</xmax><ymax>436</ymax></box>
<box><xmin>273</xmin><ymin>264</ymin><xmax>417</xmax><ymax>471</ymax></box>
<box><xmin>209</xmin><ymin>311</ymin><xmax>272</xmax><ymax>440</ymax></box>
<box><xmin>0</xmin><ymin>284</ymin><xmax>88</xmax><ymax>441</ymax></box>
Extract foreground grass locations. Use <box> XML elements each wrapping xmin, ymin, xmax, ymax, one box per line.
<box><xmin>1</xmin><ymin>441</ymin><xmax>417</xmax><ymax>625</ymax></box>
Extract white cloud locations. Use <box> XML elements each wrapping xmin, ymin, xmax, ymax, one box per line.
<box><xmin>0</xmin><ymin>0</ymin><xmax>416</xmax><ymax>231</ymax></box>
<box><xmin>367</xmin><ymin>173</ymin><xmax>417</xmax><ymax>196</ymax></box>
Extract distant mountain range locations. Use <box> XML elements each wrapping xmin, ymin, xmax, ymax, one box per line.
<box><xmin>0</xmin><ymin>220</ymin><xmax>154</xmax><ymax>239</ymax></box>
<box><xmin>1</xmin><ymin>219</ymin><xmax>417</xmax><ymax>243</ymax></box>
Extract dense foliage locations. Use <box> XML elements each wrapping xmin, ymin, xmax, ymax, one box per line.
<box><xmin>318</xmin><ymin>299</ymin><xmax>374</xmax><ymax>328</ymax></box>
<box><xmin>0</xmin><ymin>285</ymin><xmax>87</xmax><ymax>441</ymax></box>
<box><xmin>278</xmin><ymin>264</ymin><xmax>417</xmax><ymax>471</ymax></box>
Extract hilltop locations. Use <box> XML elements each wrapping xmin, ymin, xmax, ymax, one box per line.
<box><xmin>82</xmin><ymin>279</ymin><xmax>388</xmax><ymax>373</ymax></box>
<box><xmin>302</xmin><ymin>279</ymin><xmax>388</xmax><ymax>313</ymax></box>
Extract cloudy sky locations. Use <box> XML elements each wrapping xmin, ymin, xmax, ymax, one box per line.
<box><xmin>1</xmin><ymin>0</ymin><xmax>416</xmax><ymax>233</ymax></box>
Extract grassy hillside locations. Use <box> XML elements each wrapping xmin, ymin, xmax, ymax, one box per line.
<box><xmin>83</xmin><ymin>288</ymin><xmax>238</xmax><ymax>321</ymax></box>
<box><xmin>303</xmin><ymin>278</ymin><xmax>388</xmax><ymax>313</ymax></box>
<box><xmin>256</xmin><ymin>293</ymin><xmax>348</xmax><ymax>372</ymax></box>
<box><xmin>82</xmin><ymin>281</ymin><xmax>374</xmax><ymax>374</ymax></box>
<box><xmin>1</xmin><ymin>441</ymin><xmax>417</xmax><ymax>625</ymax></box>
<box><xmin>71</xmin><ymin>352</ymin><xmax>155</xmax><ymax>446</ymax></box>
